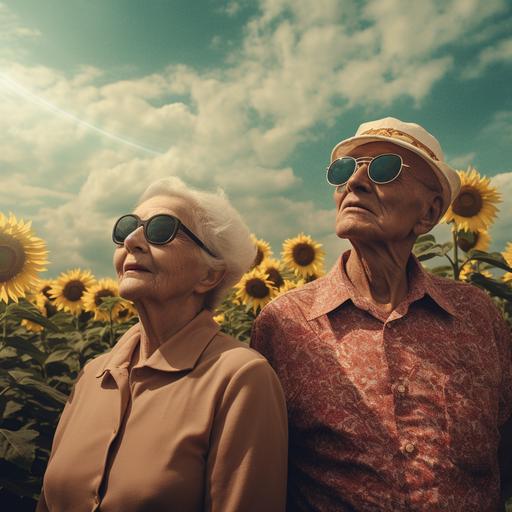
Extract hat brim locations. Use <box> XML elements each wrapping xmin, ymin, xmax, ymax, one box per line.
<box><xmin>331</xmin><ymin>135</ymin><xmax>461</xmax><ymax>217</ymax></box>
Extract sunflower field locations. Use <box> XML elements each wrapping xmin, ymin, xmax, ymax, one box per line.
<box><xmin>1</xmin><ymin>166</ymin><xmax>512</xmax><ymax>510</ymax></box>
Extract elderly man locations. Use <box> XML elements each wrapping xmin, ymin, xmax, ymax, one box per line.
<box><xmin>251</xmin><ymin>117</ymin><xmax>512</xmax><ymax>511</ymax></box>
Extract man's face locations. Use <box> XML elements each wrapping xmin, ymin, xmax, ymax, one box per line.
<box><xmin>332</xmin><ymin>141</ymin><xmax>441</xmax><ymax>243</ymax></box>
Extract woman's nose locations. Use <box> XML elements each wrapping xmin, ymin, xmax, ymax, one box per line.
<box><xmin>124</xmin><ymin>226</ymin><xmax>147</xmax><ymax>252</ymax></box>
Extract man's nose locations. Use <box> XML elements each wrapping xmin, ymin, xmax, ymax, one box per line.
<box><xmin>346</xmin><ymin>161</ymin><xmax>371</xmax><ymax>193</ymax></box>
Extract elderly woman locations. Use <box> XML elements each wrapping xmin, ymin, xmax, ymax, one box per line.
<box><xmin>36</xmin><ymin>178</ymin><xmax>288</xmax><ymax>512</ymax></box>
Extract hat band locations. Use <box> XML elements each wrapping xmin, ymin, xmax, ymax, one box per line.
<box><xmin>360</xmin><ymin>128</ymin><xmax>439</xmax><ymax>161</ymax></box>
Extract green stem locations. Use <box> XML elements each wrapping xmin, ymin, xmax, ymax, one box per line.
<box><xmin>452</xmin><ymin>229</ymin><xmax>460</xmax><ymax>280</ymax></box>
<box><xmin>109</xmin><ymin>308</ymin><xmax>114</xmax><ymax>347</ymax></box>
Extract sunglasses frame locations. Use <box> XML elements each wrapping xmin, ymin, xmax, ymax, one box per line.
<box><xmin>112</xmin><ymin>213</ymin><xmax>217</xmax><ymax>258</ymax></box>
<box><xmin>326</xmin><ymin>153</ymin><xmax>410</xmax><ymax>188</ymax></box>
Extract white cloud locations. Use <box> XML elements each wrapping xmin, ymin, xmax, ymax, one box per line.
<box><xmin>463</xmin><ymin>36</ymin><xmax>512</xmax><ymax>79</ymax></box>
<box><xmin>490</xmin><ymin>172</ymin><xmax>512</xmax><ymax>252</ymax></box>
<box><xmin>447</xmin><ymin>152</ymin><xmax>477</xmax><ymax>169</ymax></box>
<box><xmin>1</xmin><ymin>0</ymin><xmax>510</xmax><ymax>277</ymax></box>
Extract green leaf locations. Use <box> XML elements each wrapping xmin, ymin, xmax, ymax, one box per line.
<box><xmin>415</xmin><ymin>234</ymin><xmax>436</xmax><ymax>245</ymax></box>
<box><xmin>0</xmin><ymin>427</ymin><xmax>39</xmax><ymax>471</ymax></box>
<box><xmin>7</xmin><ymin>371</ymin><xmax>68</xmax><ymax>405</ymax></box>
<box><xmin>2</xmin><ymin>303</ymin><xmax>59</xmax><ymax>331</ymax></box>
<box><xmin>4</xmin><ymin>336</ymin><xmax>47</xmax><ymax>365</ymax></box>
<box><xmin>469</xmin><ymin>273</ymin><xmax>512</xmax><ymax>301</ymax></box>
<box><xmin>2</xmin><ymin>400</ymin><xmax>24</xmax><ymax>419</ymax></box>
<box><xmin>467</xmin><ymin>251</ymin><xmax>512</xmax><ymax>272</ymax></box>
<box><xmin>44</xmin><ymin>348</ymin><xmax>75</xmax><ymax>366</ymax></box>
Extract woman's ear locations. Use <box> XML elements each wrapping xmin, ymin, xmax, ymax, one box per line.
<box><xmin>413</xmin><ymin>194</ymin><xmax>443</xmax><ymax>236</ymax></box>
<box><xmin>194</xmin><ymin>267</ymin><xmax>226</xmax><ymax>294</ymax></box>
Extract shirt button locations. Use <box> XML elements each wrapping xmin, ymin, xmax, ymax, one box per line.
<box><xmin>396</xmin><ymin>384</ymin><xmax>406</xmax><ymax>394</ymax></box>
<box><xmin>405</xmin><ymin>442</ymin><xmax>415</xmax><ymax>453</ymax></box>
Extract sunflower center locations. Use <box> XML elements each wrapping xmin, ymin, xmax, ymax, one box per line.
<box><xmin>63</xmin><ymin>280</ymin><xmax>86</xmax><ymax>301</ymax></box>
<box><xmin>245</xmin><ymin>278</ymin><xmax>269</xmax><ymax>299</ymax></box>
<box><xmin>457</xmin><ymin>231</ymin><xmax>478</xmax><ymax>252</ymax></box>
<box><xmin>118</xmin><ymin>308</ymin><xmax>129</xmax><ymax>318</ymax></box>
<box><xmin>42</xmin><ymin>285</ymin><xmax>53</xmax><ymax>300</ymax></box>
<box><xmin>95</xmin><ymin>289</ymin><xmax>114</xmax><ymax>306</ymax></box>
<box><xmin>254</xmin><ymin>248</ymin><xmax>264</xmax><ymax>267</ymax></box>
<box><xmin>292</xmin><ymin>243</ymin><xmax>315</xmax><ymax>266</ymax></box>
<box><xmin>0</xmin><ymin>233</ymin><xmax>26</xmax><ymax>282</ymax></box>
<box><xmin>452</xmin><ymin>186</ymin><xmax>483</xmax><ymax>218</ymax></box>
<box><xmin>44</xmin><ymin>300</ymin><xmax>57</xmax><ymax>317</ymax></box>
<box><xmin>266</xmin><ymin>268</ymin><xmax>284</xmax><ymax>288</ymax></box>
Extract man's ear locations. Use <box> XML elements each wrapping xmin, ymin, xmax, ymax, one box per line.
<box><xmin>194</xmin><ymin>267</ymin><xmax>226</xmax><ymax>294</ymax></box>
<box><xmin>413</xmin><ymin>194</ymin><xmax>443</xmax><ymax>236</ymax></box>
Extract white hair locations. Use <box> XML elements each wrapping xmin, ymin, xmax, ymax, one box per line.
<box><xmin>137</xmin><ymin>177</ymin><xmax>256</xmax><ymax>310</ymax></box>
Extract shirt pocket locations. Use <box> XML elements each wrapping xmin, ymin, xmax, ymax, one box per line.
<box><xmin>443</xmin><ymin>369</ymin><xmax>500</xmax><ymax>475</ymax></box>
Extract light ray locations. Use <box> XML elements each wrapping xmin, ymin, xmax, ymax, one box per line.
<box><xmin>0</xmin><ymin>72</ymin><xmax>164</xmax><ymax>156</ymax></box>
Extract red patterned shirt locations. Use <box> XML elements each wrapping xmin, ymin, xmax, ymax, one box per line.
<box><xmin>251</xmin><ymin>251</ymin><xmax>512</xmax><ymax>511</ymax></box>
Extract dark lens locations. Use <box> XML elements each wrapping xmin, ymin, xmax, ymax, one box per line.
<box><xmin>113</xmin><ymin>215</ymin><xmax>139</xmax><ymax>244</ymax></box>
<box><xmin>146</xmin><ymin>215</ymin><xmax>178</xmax><ymax>244</ymax></box>
<box><xmin>368</xmin><ymin>154</ymin><xmax>402</xmax><ymax>183</ymax></box>
<box><xmin>327</xmin><ymin>158</ymin><xmax>356</xmax><ymax>185</ymax></box>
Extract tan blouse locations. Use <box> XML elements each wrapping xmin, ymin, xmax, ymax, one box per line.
<box><xmin>36</xmin><ymin>309</ymin><xmax>288</xmax><ymax>512</ymax></box>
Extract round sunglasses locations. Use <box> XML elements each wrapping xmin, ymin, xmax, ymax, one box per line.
<box><xmin>326</xmin><ymin>153</ymin><xmax>410</xmax><ymax>187</ymax></box>
<box><xmin>112</xmin><ymin>213</ymin><xmax>217</xmax><ymax>258</ymax></box>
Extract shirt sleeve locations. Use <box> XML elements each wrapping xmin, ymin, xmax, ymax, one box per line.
<box><xmin>494</xmin><ymin>309</ymin><xmax>512</xmax><ymax>426</ymax></box>
<box><xmin>204</xmin><ymin>358</ymin><xmax>288</xmax><ymax>512</ymax></box>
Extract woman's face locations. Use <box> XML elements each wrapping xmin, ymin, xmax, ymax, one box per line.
<box><xmin>113</xmin><ymin>195</ymin><xmax>211</xmax><ymax>306</ymax></box>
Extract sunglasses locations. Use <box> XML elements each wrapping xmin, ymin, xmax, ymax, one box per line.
<box><xmin>326</xmin><ymin>153</ymin><xmax>410</xmax><ymax>187</ymax></box>
<box><xmin>112</xmin><ymin>213</ymin><xmax>217</xmax><ymax>258</ymax></box>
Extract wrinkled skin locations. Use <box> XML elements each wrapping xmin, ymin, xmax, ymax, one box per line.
<box><xmin>113</xmin><ymin>195</ymin><xmax>223</xmax><ymax>361</ymax></box>
<box><xmin>331</xmin><ymin>141</ymin><xmax>443</xmax><ymax>311</ymax></box>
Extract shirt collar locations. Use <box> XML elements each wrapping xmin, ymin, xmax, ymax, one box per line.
<box><xmin>305</xmin><ymin>250</ymin><xmax>458</xmax><ymax>321</ymax></box>
<box><xmin>95</xmin><ymin>309</ymin><xmax>220</xmax><ymax>378</ymax></box>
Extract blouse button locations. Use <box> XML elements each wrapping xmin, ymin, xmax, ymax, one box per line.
<box><xmin>396</xmin><ymin>384</ymin><xmax>406</xmax><ymax>394</ymax></box>
<box><xmin>405</xmin><ymin>442</ymin><xmax>415</xmax><ymax>454</ymax></box>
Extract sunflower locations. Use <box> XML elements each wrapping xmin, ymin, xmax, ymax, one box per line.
<box><xmin>213</xmin><ymin>313</ymin><xmax>225</xmax><ymax>324</ymax></box>
<box><xmin>31</xmin><ymin>278</ymin><xmax>55</xmax><ymax>301</ymax></box>
<box><xmin>112</xmin><ymin>299</ymin><xmax>138</xmax><ymax>323</ymax></box>
<box><xmin>459</xmin><ymin>263</ymin><xmax>493</xmax><ymax>282</ymax></box>
<box><xmin>21</xmin><ymin>292</ymin><xmax>47</xmax><ymax>333</ymax></box>
<box><xmin>250</xmin><ymin>234</ymin><xmax>273</xmax><ymax>268</ymax></box>
<box><xmin>0</xmin><ymin>212</ymin><xmax>49</xmax><ymax>304</ymax></box>
<box><xmin>27</xmin><ymin>278</ymin><xmax>58</xmax><ymax>316</ymax></box>
<box><xmin>234</xmin><ymin>267</ymin><xmax>278</xmax><ymax>314</ymax></box>
<box><xmin>281</xmin><ymin>233</ymin><xmax>325</xmax><ymax>278</ymax></box>
<box><xmin>442</xmin><ymin>166</ymin><xmax>501</xmax><ymax>231</ymax></box>
<box><xmin>502</xmin><ymin>242</ymin><xmax>512</xmax><ymax>284</ymax></box>
<box><xmin>273</xmin><ymin>278</ymin><xmax>305</xmax><ymax>299</ymax></box>
<box><xmin>260</xmin><ymin>258</ymin><xmax>286</xmax><ymax>289</ymax></box>
<box><xmin>50</xmin><ymin>268</ymin><xmax>96</xmax><ymax>315</ymax></box>
<box><xmin>82</xmin><ymin>278</ymin><xmax>124</xmax><ymax>322</ymax></box>
<box><xmin>456</xmin><ymin>229</ymin><xmax>491</xmax><ymax>253</ymax></box>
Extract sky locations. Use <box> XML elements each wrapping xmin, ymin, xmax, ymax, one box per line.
<box><xmin>0</xmin><ymin>0</ymin><xmax>511</xmax><ymax>279</ymax></box>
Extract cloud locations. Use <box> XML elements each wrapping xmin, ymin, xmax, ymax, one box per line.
<box><xmin>447</xmin><ymin>152</ymin><xmax>477</xmax><ymax>169</ymax></box>
<box><xmin>1</xmin><ymin>0</ymin><xmax>510</xmax><ymax>278</ymax></box>
<box><xmin>462</xmin><ymin>36</ymin><xmax>512</xmax><ymax>79</ymax></box>
<box><xmin>490</xmin><ymin>171</ymin><xmax>512</xmax><ymax>252</ymax></box>
<box><xmin>0</xmin><ymin>2</ymin><xmax>40</xmax><ymax>60</ymax></box>
<box><xmin>482</xmin><ymin>110</ymin><xmax>512</xmax><ymax>144</ymax></box>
